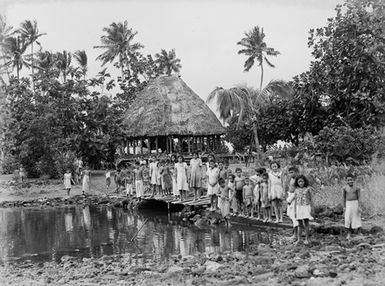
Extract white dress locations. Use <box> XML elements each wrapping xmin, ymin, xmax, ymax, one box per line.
<box><xmin>149</xmin><ymin>162</ymin><xmax>160</xmax><ymax>185</ymax></box>
<box><xmin>64</xmin><ymin>173</ymin><xmax>72</xmax><ymax>189</ymax></box>
<box><xmin>269</xmin><ymin>171</ymin><xmax>284</xmax><ymax>200</ymax></box>
<box><xmin>175</xmin><ymin>162</ymin><xmax>189</xmax><ymax>191</ymax></box>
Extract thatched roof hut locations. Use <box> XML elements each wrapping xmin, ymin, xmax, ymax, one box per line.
<box><xmin>122</xmin><ymin>75</ymin><xmax>225</xmax><ymax>154</ymax></box>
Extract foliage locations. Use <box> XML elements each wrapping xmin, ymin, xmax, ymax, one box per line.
<box><xmin>300</xmin><ymin>0</ymin><xmax>385</xmax><ymax>129</ymax></box>
<box><xmin>313</xmin><ymin>126</ymin><xmax>384</xmax><ymax>162</ymax></box>
<box><xmin>225</xmin><ymin>117</ymin><xmax>253</xmax><ymax>153</ymax></box>
<box><xmin>155</xmin><ymin>49</ymin><xmax>182</xmax><ymax>76</ymax></box>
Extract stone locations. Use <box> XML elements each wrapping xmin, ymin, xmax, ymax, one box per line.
<box><xmin>166</xmin><ymin>265</ymin><xmax>184</xmax><ymax>274</ymax></box>
<box><xmin>295</xmin><ymin>265</ymin><xmax>311</xmax><ymax>278</ymax></box>
<box><xmin>204</xmin><ymin>261</ymin><xmax>224</xmax><ymax>272</ymax></box>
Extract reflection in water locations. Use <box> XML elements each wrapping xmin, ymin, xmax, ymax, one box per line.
<box><xmin>0</xmin><ymin>206</ymin><xmax>278</xmax><ymax>264</ymax></box>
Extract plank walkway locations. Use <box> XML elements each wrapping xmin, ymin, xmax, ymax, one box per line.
<box><xmin>142</xmin><ymin>195</ymin><xmax>211</xmax><ymax>207</ymax></box>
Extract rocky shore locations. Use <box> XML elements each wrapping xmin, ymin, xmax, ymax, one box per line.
<box><xmin>1</xmin><ymin>229</ymin><xmax>385</xmax><ymax>286</ymax></box>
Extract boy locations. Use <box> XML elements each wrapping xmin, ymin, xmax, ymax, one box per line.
<box><xmin>261</xmin><ymin>173</ymin><xmax>272</xmax><ymax>222</ymax></box>
<box><xmin>243</xmin><ymin>177</ymin><xmax>254</xmax><ymax>217</ymax></box>
<box><xmin>343</xmin><ymin>174</ymin><xmax>362</xmax><ymax>239</ymax></box>
<box><xmin>250</xmin><ymin>168</ymin><xmax>265</xmax><ymax>219</ymax></box>
<box><xmin>234</xmin><ymin>168</ymin><xmax>245</xmax><ymax>215</ymax></box>
<box><xmin>206</xmin><ymin>160</ymin><xmax>220</xmax><ymax>211</ymax></box>
<box><xmin>125</xmin><ymin>164</ymin><xmax>134</xmax><ymax>197</ymax></box>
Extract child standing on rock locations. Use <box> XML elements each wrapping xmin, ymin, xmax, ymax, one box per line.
<box><xmin>63</xmin><ymin>169</ymin><xmax>75</xmax><ymax>196</ymax></box>
<box><xmin>206</xmin><ymin>160</ymin><xmax>220</xmax><ymax>210</ymax></box>
<box><xmin>343</xmin><ymin>174</ymin><xmax>362</xmax><ymax>239</ymax></box>
<box><xmin>290</xmin><ymin>175</ymin><xmax>314</xmax><ymax>245</ymax></box>
<box><xmin>82</xmin><ymin>166</ymin><xmax>90</xmax><ymax>195</ymax></box>
<box><xmin>105</xmin><ymin>169</ymin><xmax>111</xmax><ymax>190</ymax></box>
<box><xmin>286</xmin><ymin>166</ymin><xmax>299</xmax><ymax>239</ymax></box>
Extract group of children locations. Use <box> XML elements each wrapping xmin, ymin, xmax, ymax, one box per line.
<box><xmin>62</xmin><ymin>154</ymin><xmax>363</xmax><ymax>243</ymax></box>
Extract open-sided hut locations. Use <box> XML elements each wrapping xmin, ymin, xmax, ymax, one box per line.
<box><xmin>122</xmin><ymin>75</ymin><xmax>225</xmax><ymax>155</ymax></box>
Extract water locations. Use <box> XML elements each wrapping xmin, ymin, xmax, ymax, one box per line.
<box><xmin>0</xmin><ymin>206</ymin><xmax>276</xmax><ymax>264</ymax></box>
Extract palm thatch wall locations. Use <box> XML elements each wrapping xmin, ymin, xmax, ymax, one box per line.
<box><xmin>123</xmin><ymin>75</ymin><xmax>225</xmax><ymax>138</ymax></box>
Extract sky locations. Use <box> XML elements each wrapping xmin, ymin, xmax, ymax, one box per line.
<box><xmin>2</xmin><ymin>0</ymin><xmax>343</xmax><ymax>110</ymax></box>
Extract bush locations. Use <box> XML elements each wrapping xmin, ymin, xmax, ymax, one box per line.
<box><xmin>0</xmin><ymin>153</ymin><xmax>19</xmax><ymax>175</ymax></box>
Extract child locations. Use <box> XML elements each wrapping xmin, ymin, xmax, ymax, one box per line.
<box><xmin>261</xmin><ymin>173</ymin><xmax>272</xmax><ymax>222</ymax></box>
<box><xmin>286</xmin><ymin>166</ymin><xmax>299</xmax><ymax>238</ymax></box>
<box><xmin>134</xmin><ymin>161</ymin><xmax>144</xmax><ymax>201</ymax></box>
<box><xmin>19</xmin><ymin>166</ymin><xmax>26</xmax><ymax>183</ymax></box>
<box><xmin>206</xmin><ymin>160</ymin><xmax>220</xmax><ymax>210</ymax></box>
<box><xmin>82</xmin><ymin>166</ymin><xmax>90</xmax><ymax>195</ymax></box>
<box><xmin>190</xmin><ymin>152</ymin><xmax>203</xmax><ymax>200</ymax></box>
<box><xmin>170</xmin><ymin>163</ymin><xmax>179</xmax><ymax>200</ymax></box>
<box><xmin>175</xmin><ymin>155</ymin><xmax>189</xmax><ymax>201</ymax></box>
<box><xmin>228</xmin><ymin>174</ymin><xmax>237</xmax><ymax>215</ymax></box>
<box><xmin>149</xmin><ymin>156</ymin><xmax>160</xmax><ymax>197</ymax></box>
<box><xmin>234</xmin><ymin>168</ymin><xmax>245</xmax><ymax>215</ymax></box>
<box><xmin>343</xmin><ymin>174</ymin><xmax>362</xmax><ymax>239</ymax></box>
<box><xmin>251</xmin><ymin>168</ymin><xmax>265</xmax><ymax>220</ymax></box>
<box><xmin>291</xmin><ymin>175</ymin><xmax>313</xmax><ymax>245</ymax></box>
<box><xmin>105</xmin><ymin>169</ymin><xmax>111</xmax><ymax>190</ymax></box>
<box><xmin>160</xmin><ymin>160</ymin><xmax>172</xmax><ymax>197</ymax></box>
<box><xmin>217</xmin><ymin>161</ymin><xmax>228</xmax><ymax>209</ymax></box>
<box><xmin>269</xmin><ymin>162</ymin><xmax>284</xmax><ymax>223</ymax></box>
<box><xmin>63</xmin><ymin>169</ymin><xmax>75</xmax><ymax>196</ymax></box>
<box><xmin>243</xmin><ymin>178</ymin><xmax>254</xmax><ymax>217</ymax></box>
<box><xmin>218</xmin><ymin>177</ymin><xmax>231</xmax><ymax>226</ymax></box>
<box><xmin>125</xmin><ymin>165</ymin><xmax>134</xmax><ymax>197</ymax></box>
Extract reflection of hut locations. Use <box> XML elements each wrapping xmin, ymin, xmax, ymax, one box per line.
<box><xmin>122</xmin><ymin>75</ymin><xmax>225</xmax><ymax>155</ymax></box>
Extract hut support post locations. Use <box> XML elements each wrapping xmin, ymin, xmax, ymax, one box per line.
<box><xmin>188</xmin><ymin>137</ymin><xmax>191</xmax><ymax>154</ymax></box>
<box><xmin>155</xmin><ymin>137</ymin><xmax>159</xmax><ymax>154</ymax></box>
<box><xmin>140</xmin><ymin>138</ymin><xmax>143</xmax><ymax>155</ymax></box>
<box><xmin>133</xmin><ymin>140</ymin><xmax>136</xmax><ymax>155</ymax></box>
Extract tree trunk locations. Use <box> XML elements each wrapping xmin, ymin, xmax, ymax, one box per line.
<box><xmin>259</xmin><ymin>64</ymin><xmax>264</xmax><ymax>91</ymax></box>
<box><xmin>253</xmin><ymin>122</ymin><xmax>261</xmax><ymax>160</ymax></box>
<box><xmin>31</xmin><ymin>43</ymin><xmax>34</xmax><ymax>90</ymax></box>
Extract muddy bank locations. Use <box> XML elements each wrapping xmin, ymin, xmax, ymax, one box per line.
<box><xmin>1</xmin><ymin>231</ymin><xmax>385</xmax><ymax>286</ymax></box>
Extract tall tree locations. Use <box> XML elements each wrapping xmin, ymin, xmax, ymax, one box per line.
<box><xmin>155</xmin><ymin>49</ymin><xmax>182</xmax><ymax>75</ymax></box>
<box><xmin>74</xmin><ymin>50</ymin><xmax>88</xmax><ymax>79</ymax></box>
<box><xmin>0</xmin><ymin>15</ymin><xmax>14</xmax><ymax>82</ymax></box>
<box><xmin>237</xmin><ymin>26</ymin><xmax>280</xmax><ymax>91</ymax></box>
<box><xmin>19</xmin><ymin>20</ymin><xmax>45</xmax><ymax>86</ymax></box>
<box><xmin>303</xmin><ymin>0</ymin><xmax>385</xmax><ymax>129</ymax></box>
<box><xmin>94</xmin><ymin>21</ymin><xmax>143</xmax><ymax>77</ymax></box>
<box><xmin>55</xmin><ymin>50</ymin><xmax>72</xmax><ymax>82</ymax></box>
<box><xmin>1</xmin><ymin>35</ymin><xmax>29</xmax><ymax>79</ymax></box>
<box><xmin>207</xmin><ymin>80</ymin><xmax>292</xmax><ymax>153</ymax></box>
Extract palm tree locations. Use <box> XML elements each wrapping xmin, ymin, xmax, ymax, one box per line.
<box><xmin>207</xmin><ymin>80</ymin><xmax>292</xmax><ymax>153</ymax></box>
<box><xmin>55</xmin><ymin>50</ymin><xmax>72</xmax><ymax>82</ymax></box>
<box><xmin>19</xmin><ymin>20</ymin><xmax>46</xmax><ymax>84</ymax></box>
<box><xmin>155</xmin><ymin>49</ymin><xmax>182</xmax><ymax>76</ymax></box>
<box><xmin>94</xmin><ymin>21</ymin><xmax>144</xmax><ymax>77</ymax></box>
<box><xmin>0</xmin><ymin>15</ymin><xmax>14</xmax><ymax>81</ymax></box>
<box><xmin>74</xmin><ymin>50</ymin><xmax>88</xmax><ymax>79</ymax></box>
<box><xmin>1</xmin><ymin>35</ymin><xmax>29</xmax><ymax>79</ymax></box>
<box><xmin>237</xmin><ymin>26</ymin><xmax>280</xmax><ymax>91</ymax></box>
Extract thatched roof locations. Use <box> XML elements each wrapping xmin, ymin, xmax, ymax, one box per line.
<box><xmin>123</xmin><ymin>75</ymin><xmax>225</xmax><ymax>138</ymax></box>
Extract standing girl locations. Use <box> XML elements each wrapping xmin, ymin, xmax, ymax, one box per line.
<box><xmin>269</xmin><ymin>162</ymin><xmax>284</xmax><ymax>223</ymax></box>
<box><xmin>175</xmin><ymin>155</ymin><xmax>189</xmax><ymax>201</ymax></box>
<box><xmin>134</xmin><ymin>161</ymin><xmax>145</xmax><ymax>201</ymax></box>
<box><xmin>290</xmin><ymin>175</ymin><xmax>314</xmax><ymax>245</ymax></box>
<box><xmin>206</xmin><ymin>160</ymin><xmax>220</xmax><ymax>210</ymax></box>
<box><xmin>218</xmin><ymin>177</ymin><xmax>231</xmax><ymax>226</ymax></box>
<box><xmin>160</xmin><ymin>160</ymin><xmax>173</xmax><ymax>197</ymax></box>
<box><xmin>190</xmin><ymin>152</ymin><xmax>203</xmax><ymax>200</ymax></box>
<box><xmin>64</xmin><ymin>169</ymin><xmax>75</xmax><ymax>196</ymax></box>
<box><xmin>149</xmin><ymin>156</ymin><xmax>160</xmax><ymax>197</ymax></box>
<box><xmin>82</xmin><ymin>166</ymin><xmax>90</xmax><ymax>195</ymax></box>
<box><xmin>261</xmin><ymin>173</ymin><xmax>272</xmax><ymax>222</ymax></box>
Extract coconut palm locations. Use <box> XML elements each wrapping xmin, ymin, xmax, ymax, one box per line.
<box><xmin>155</xmin><ymin>49</ymin><xmax>182</xmax><ymax>76</ymax></box>
<box><xmin>55</xmin><ymin>50</ymin><xmax>72</xmax><ymax>82</ymax></box>
<box><xmin>19</xmin><ymin>20</ymin><xmax>46</xmax><ymax>83</ymax></box>
<box><xmin>94</xmin><ymin>21</ymin><xmax>144</xmax><ymax>77</ymax></box>
<box><xmin>74</xmin><ymin>50</ymin><xmax>88</xmax><ymax>79</ymax></box>
<box><xmin>0</xmin><ymin>15</ymin><xmax>15</xmax><ymax>81</ymax></box>
<box><xmin>1</xmin><ymin>35</ymin><xmax>29</xmax><ymax>79</ymax></box>
<box><xmin>207</xmin><ymin>80</ymin><xmax>292</xmax><ymax>153</ymax></box>
<box><xmin>237</xmin><ymin>26</ymin><xmax>280</xmax><ymax>91</ymax></box>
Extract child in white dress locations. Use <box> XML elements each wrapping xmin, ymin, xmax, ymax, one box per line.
<box><xmin>64</xmin><ymin>169</ymin><xmax>75</xmax><ymax>196</ymax></box>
